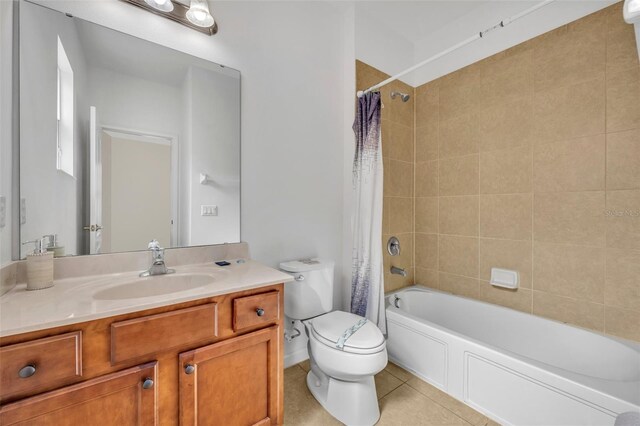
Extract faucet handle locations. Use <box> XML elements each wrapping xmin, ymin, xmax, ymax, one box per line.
<box><xmin>148</xmin><ymin>239</ymin><xmax>161</xmax><ymax>250</ymax></box>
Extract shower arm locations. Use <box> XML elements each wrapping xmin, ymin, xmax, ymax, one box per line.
<box><xmin>357</xmin><ymin>0</ymin><xmax>556</xmax><ymax>98</ymax></box>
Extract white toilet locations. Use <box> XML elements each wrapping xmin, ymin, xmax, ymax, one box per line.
<box><xmin>280</xmin><ymin>258</ymin><xmax>387</xmax><ymax>426</ymax></box>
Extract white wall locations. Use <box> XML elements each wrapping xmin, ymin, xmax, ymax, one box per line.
<box><xmin>0</xmin><ymin>1</ymin><xmax>14</xmax><ymax>265</ymax></box>
<box><xmin>20</xmin><ymin>1</ymin><xmax>89</xmax><ymax>258</ymax></box>
<box><xmin>183</xmin><ymin>66</ymin><xmax>240</xmax><ymax>246</ymax></box>
<box><xmin>354</xmin><ymin>7</ymin><xmax>415</xmax><ymax>85</ymax></box>
<box><xmin>88</xmin><ymin>66</ymin><xmax>182</xmax><ymax>138</ymax></box>
<box><xmin>180</xmin><ymin>69</ymin><xmax>193</xmax><ymax>248</ymax></box>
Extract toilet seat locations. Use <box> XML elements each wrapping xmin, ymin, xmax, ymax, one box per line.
<box><xmin>308</xmin><ymin>311</ymin><xmax>386</xmax><ymax>355</ymax></box>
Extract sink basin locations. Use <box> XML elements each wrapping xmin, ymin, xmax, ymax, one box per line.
<box><xmin>93</xmin><ymin>273</ymin><xmax>217</xmax><ymax>300</ymax></box>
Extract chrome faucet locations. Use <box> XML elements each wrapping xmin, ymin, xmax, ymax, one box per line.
<box><xmin>390</xmin><ymin>266</ymin><xmax>407</xmax><ymax>277</ymax></box>
<box><xmin>140</xmin><ymin>240</ymin><xmax>175</xmax><ymax>277</ymax></box>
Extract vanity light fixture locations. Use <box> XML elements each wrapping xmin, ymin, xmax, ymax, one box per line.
<box><xmin>120</xmin><ymin>0</ymin><xmax>218</xmax><ymax>35</ymax></box>
<box><xmin>186</xmin><ymin>0</ymin><xmax>215</xmax><ymax>28</ymax></box>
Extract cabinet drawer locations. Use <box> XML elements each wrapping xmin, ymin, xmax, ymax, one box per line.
<box><xmin>233</xmin><ymin>291</ymin><xmax>280</xmax><ymax>331</ymax></box>
<box><xmin>0</xmin><ymin>362</ymin><xmax>157</xmax><ymax>426</ymax></box>
<box><xmin>0</xmin><ymin>331</ymin><xmax>82</xmax><ymax>402</ymax></box>
<box><xmin>111</xmin><ymin>303</ymin><xmax>218</xmax><ymax>365</ymax></box>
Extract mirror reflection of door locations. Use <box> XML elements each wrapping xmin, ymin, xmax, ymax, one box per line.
<box><xmin>89</xmin><ymin>106</ymin><xmax>102</xmax><ymax>254</ymax></box>
<box><xmin>99</xmin><ymin>128</ymin><xmax>174</xmax><ymax>253</ymax></box>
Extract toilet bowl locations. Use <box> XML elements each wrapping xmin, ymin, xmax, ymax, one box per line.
<box><xmin>280</xmin><ymin>259</ymin><xmax>388</xmax><ymax>426</ymax></box>
<box><xmin>304</xmin><ymin>311</ymin><xmax>387</xmax><ymax>425</ymax></box>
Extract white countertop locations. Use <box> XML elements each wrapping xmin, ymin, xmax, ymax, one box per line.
<box><xmin>0</xmin><ymin>259</ymin><xmax>293</xmax><ymax>338</ymax></box>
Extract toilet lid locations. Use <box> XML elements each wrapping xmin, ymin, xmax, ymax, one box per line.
<box><xmin>310</xmin><ymin>311</ymin><xmax>385</xmax><ymax>353</ymax></box>
<box><xmin>279</xmin><ymin>258</ymin><xmax>334</xmax><ymax>273</ymax></box>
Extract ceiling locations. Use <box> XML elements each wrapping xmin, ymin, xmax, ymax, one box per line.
<box><xmin>355</xmin><ymin>1</ymin><xmax>488</xmax><ymax>44</ymax></box>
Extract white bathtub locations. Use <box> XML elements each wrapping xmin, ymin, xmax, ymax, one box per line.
<box><xmin>385</xmin><ymin>286</ymin><xmax>640</xmax><ymax>426</ymax></box>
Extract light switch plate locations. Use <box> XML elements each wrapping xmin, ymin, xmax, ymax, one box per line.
<box><xmin>200</xmin><ymin>205</ymin><xmax>218</xmax><ymax>216</ymax></box>
<box><xmin>0</xmin><ymin>196</ymin><xmax>6</xmax><ymax>228</ymax></box>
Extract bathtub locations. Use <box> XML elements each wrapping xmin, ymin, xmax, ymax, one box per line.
<box><xmin>385</xmin><ymin>286</ymin><xmax>640</xmax><ymax>426</ymax></box>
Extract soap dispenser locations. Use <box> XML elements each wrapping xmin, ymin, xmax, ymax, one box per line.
<box><xmin>23</xmin><ymin>237</ymin><xmax>54</xmax><ymax>291</ymax></box>
<box><xmin>44</xmin><ymin>234</ymin><xmax>65</xmax><ymax>257</ymax></box>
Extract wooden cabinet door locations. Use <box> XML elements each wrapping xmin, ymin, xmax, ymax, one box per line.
<box><xmin>0</xmin><ymin>362</ymin><xmax>158</xmax><ymax>425</ymax></box>
<box><xmin>179</xmin><ymin>326</ymin><xmax>281</xmax><ymax>426</ymax></box>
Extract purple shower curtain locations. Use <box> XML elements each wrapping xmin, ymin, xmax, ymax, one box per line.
<box><xmin>351</xmin><ymin>92</ymin><xmax>386</xmax><ymax>333</ymax></box>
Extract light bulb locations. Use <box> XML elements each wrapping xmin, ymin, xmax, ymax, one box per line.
<box><xmin>144</xmin><ymin>0</ymin><xmax>173</xmax><ymax>12</ymax></box>
<box><xmin>192</xmin><ymin>10</ymin><xmax>207</xmax><ymax>22</ymax></box>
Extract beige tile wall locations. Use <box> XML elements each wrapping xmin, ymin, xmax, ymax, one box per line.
<box><xmin>356</xmin><ymin>61</ymin><xmax>415</xmax><ymax>292</ymax></box>
<box><xmin>414</xmin><ymin>2</ymin><xmax>640</xmax><ymax>342</ymax></box>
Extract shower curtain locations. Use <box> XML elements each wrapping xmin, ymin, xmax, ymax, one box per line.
<box><xmin>351</xmin><ymin>92</ymin><xmax>386</xmax><ymax>334</ymax></box>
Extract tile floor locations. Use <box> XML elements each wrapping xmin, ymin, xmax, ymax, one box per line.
<box><xmin>284</xmin><ymin>361</ymin><xmax>500</xmax><ymax>426</ymax></box>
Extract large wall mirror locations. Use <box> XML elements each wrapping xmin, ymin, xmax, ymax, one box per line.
<box><xmin>19</xmin><ymin>1</ymin><xmax>240</xmax><ymax>259</ymax></box>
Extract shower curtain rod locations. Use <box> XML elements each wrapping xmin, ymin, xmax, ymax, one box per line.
<box><xmin>357</xmin><ymin>0</ymin><xmax>556</xmax><ymax>97</ymax></box>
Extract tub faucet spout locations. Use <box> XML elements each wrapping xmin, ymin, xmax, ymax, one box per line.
<box><xmin>390</xmin><ymin>266</ymin><xmax>407</xmax><ymax>277</ymax></box>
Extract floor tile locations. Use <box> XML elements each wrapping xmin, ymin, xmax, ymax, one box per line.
<box><xmin>375</xmin><ymin>370</ymin><xmax>403</xmax><ymax>400</ymax></box>
<box><xmin>299</xmin><ymin>360</ymin><xmax>311</xmax><ymax>372</ymax></box>
<box><xmin>377</xmin><ymin>385</ymin><xmax>471</xmax><ymax>425</ymax></box>
<box><xmin>284</xmin><ymin>366</ymin><xmax>341</xmax><ymax>426</ymax></box>
<box><xmin>384</xmin><ymin>362</ymin><xmax>413</xmax><ymax>382</ymax></box>
<box><xmin>406</xmin><ymin>376</ymin><xmax>488</xmax><ymax>425</ymax></box>
<box><xmin>284</xmin><ymin>362</ymin><xmax>491</xmax><ymax>426</ymax></box>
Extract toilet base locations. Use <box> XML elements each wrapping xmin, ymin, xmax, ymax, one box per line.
<box><xmin>306</xmin><ymin>369</ymin><xmax>380</xmax><ymax>426</ymax></box>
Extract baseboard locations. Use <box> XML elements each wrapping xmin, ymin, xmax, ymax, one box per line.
<box><xmin>284</xmin><ymin>346</ymin><xmax>309</xmax><ymax>368</ymax></box>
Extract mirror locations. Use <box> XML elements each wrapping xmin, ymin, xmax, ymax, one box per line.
<box><xmin>19</xmin><ymin>1</ymin><xmax>240</xmax><ymax>259</ymax></box>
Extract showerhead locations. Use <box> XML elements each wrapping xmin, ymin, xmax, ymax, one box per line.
<box><xmin>390</xmin><ymin>91</ymin><xmax>410</xmax><ymax>102</ymax></box>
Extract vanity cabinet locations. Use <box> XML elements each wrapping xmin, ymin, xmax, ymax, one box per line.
<box><xmin>0</xmin><ymin>362</ymin><xmax>158</xmax><ymax>425</ymax></box>
<box><xmin>0</xmin><ymin>331</ymin><xmax>83</xmax><ymax>401</ymax></box>
<box><xmin>0</xmin><ymin>284</ymin><xmax>284</xmax><ymax>425</ymax></box>
<box><xmin>179</xmin><ymin>326</ymin><xmax>280</xmax><ymax>425</ymax></box>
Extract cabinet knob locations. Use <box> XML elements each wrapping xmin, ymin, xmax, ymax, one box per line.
<box><xmin>18</xmin><ymin>364</ymin><xmax>36</xmax><ymax>379</ymax></box>
<box><xmin>142</xmin><ymin>378</ymin><xmax>154</xmax><ymax>389</ymax></box>
<box><xmin>256</xmin><ymin>308</ymin><xmax>265</xmax><ymax>317</ymax></box>
<box><xmin>184</xmin><ymin>364</ymin><xmax>195</xmax><ymax>375</ymax></box>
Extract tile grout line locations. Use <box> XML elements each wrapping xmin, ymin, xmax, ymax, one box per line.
<box><xmin>603</xmin><ymin>21</ymin><xmax>608</xmax><ymax>335</ymax></box>
<box><xmin>401</xmin><ymin>381</ymin><xmax>477</xmax><ymax>426</ymax></box>
<box><xmin>531</xmin><ymin>87</ymin><xmax>535</xmax><ymax>315</ymax></box>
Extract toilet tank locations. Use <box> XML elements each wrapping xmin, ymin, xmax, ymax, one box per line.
<box><xmin>279</xmin><ymin>258</ymin><xmax>334</xmax><ymax>320</ymax></box>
